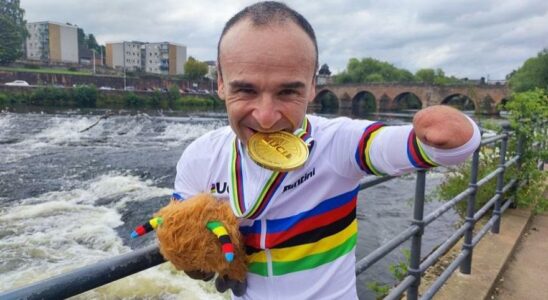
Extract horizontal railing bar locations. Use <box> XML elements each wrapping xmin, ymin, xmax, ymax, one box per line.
<box><xmin>423</xmin><ymin>187</ymin><xmax>474</xmax><ymax>225</ymax></box>
<box><xmin>504</xmin><ymin>156</ymin><xmax>519</xmax><ymax>168</ymax></box>
<box><xmin>355</xmin><ymin>225</ymin><xmax>420</xmax><ymax>275</ymax></box>
<box><xmin>419</xmin><ymin>222</ymin><xmax>470</xmax><ymax>272</ymax></box>
<box><xmin>473</xmin><ymin>194</ymin><xmax>500</xmax><ymax>221</ymax></box>
<box><xmin>472</xmin><ymin>199</ymin><xmax>513</xmax><ymax>246</ymax></box>
<box><xmin>476</xmin><ymin>167</ymin><xmax>502</xmax><ymax>187</ymax></box>
<box><xmin>502</xmin><ymin>179</ymin><xmax>518</xmax><ymax>194</ymax></box>
<box><xmin>422</xmin><ymin>249</ymin><xmax>470</xmax><ymax>300</ymax></box>
<box><xmin>384</xmin><ymin>275</ymin><xmax>416</xmax><ymax>300</ymax></box>
<box><xmin>0</xmin><ymin>244</ymin><xmax>165</xmax><ymax>300</ymax></box>
<box><xmin>359</xmin><ymin>175</ymin><xmax>396</xmax><ymax>190</ymax></box>
<box><xmin>480</xmin><ymin>134</ymin><xmax>506</xmax><ymax>146</ymax></box>
<box><xmin>473</xmin><ymin>179</ymin><xmax>517</xmax><ymax>221</ymax></box>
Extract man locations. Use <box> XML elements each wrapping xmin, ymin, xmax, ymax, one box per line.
<box><xmin>175</xmin><ymin>2</ymin><xmax>480</xmax><ymax>299</ymax></box>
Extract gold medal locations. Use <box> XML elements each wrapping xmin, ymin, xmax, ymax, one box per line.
<box><xmin>247</xmin><ymin>131</ymin><xmax>309</xmax><ymax>172</ymax></box>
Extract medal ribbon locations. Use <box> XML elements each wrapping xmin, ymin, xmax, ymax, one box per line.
<box><xmin>229</xmin><ymin>118</ymin><xmax>313</xmax><ymax>219</ymax></box>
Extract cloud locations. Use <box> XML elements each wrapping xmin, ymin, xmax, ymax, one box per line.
<box><xmin>20</xmin><ymin>0</ymin><xmax>548</xmax><ymax>79</ymax></box>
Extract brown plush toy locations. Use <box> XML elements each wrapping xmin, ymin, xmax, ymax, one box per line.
<box><xmin>131</xmin><ymin>193</ymin><xmax>248</xmax><ymax>295</ymax></box>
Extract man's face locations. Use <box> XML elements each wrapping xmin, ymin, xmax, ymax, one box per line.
<box><xmin>217</xmin><ymin>19</ymin><xmax>317</xmax><ymax>144</ymax></box>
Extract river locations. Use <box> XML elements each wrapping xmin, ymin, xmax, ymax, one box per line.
<box><xmin>0</xmin><ymin>106</ymin><xmax>464</xmax><ymax>299</ymax></box>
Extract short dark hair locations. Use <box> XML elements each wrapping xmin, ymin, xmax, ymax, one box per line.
<box><xmin>217</xmin><ymin>1</ymin><xmax>319</xmax><ymax>78</ymax></box>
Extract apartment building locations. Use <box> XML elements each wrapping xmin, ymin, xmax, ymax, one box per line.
<box><xmin>144</xmin><ymin>42</ymin><xmax>186</xmax><ymax>75</ymax></box>
<box><xmin>105</xmin><ymin>41</ymin><xmax>145</xmax><ymax>71</ymax></box>
<box><xmin>106</xmin><ymin>41</ymin><xmax>187</xmax><ymax>75</ymax></box>
<box><xmin>25</xmin><ymin>21</ymin><xmax>79</xmax><ymax>63</ymax></box>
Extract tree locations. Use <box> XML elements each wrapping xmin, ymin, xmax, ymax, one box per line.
<box><xmin>0</xmin><ymin>0</ymin><xmax>28</xmax><ymax>64</ymax></box>
<box><xmin>87</xmin><ymin>34</ymin><xmax>100</xmax><ymax>52</ymax></box>
<box><xmin>184</xmin><ymin>57</ymin><xmax>208</xmax><ymax>80</ymax></box>
<box><xmin>333</xmin><ymin>57</ymin><xmax>415</xmax><ymax>84</ymax></box>
<box><xmin>415</xmin><ymin>68</ymin><xmax>436</xmax><ymax>84</ymax></box>
<box><xmin>508</xmin><ymin>49</ymin><xmax>548</xmax><ymax>92</ymax></box>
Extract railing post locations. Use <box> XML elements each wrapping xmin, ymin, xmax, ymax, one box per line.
<box><xmin>407</xmin><ymin>170</ymin><xmax>426</xmax><ymax>300</ymax></box>
<box><xmin>492</xmin><ymin>123</ymin><xmax>509</xmax><ymax>234</ymax></box>
<box><xmin>460</xmin><ymin>144</ymin><xmax>480</xmax><ymax>274</ymax></box>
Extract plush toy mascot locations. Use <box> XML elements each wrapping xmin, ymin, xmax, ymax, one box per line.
<box><xmin>131</xmin><ymin>193</ymin><xmax>247</xmax><ymax>296</ymax></box>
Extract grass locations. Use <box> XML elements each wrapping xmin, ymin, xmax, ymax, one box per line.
<box><xmin>0</xmin><ymin>66</ymin><xmax>92</xmax><ymax>76</ymax></box>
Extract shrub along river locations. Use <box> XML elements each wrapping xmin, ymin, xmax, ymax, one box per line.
<box><xmin>0</xmin><ymin>105</ymin><xmax>473</xmax><ymax>299</ymax></box>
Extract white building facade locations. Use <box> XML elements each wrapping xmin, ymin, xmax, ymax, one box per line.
<box><xmin>106</xmin><ymin>41</ymin><xmax>186</xmax><ymax>75</ymax></box>
<box><xmin>105</xmin><ymin>41</ymin><xmax>144</xmax><ymax>71</ymax></box>
<box><xmin>25</xmin><ymin>21</ymin><xmax>79</xmax><ymax>63</ymax></box>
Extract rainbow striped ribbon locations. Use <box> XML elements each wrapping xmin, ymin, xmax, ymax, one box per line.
<box><xmin>229</xmin><ymin>118</ymin><xmax>313</xmax><ymax>220</ymax></box>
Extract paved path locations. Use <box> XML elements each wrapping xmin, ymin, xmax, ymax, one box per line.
<box><xmin>492</xmin><ymin>212</ymin><xmax>548</xmax><ymax>300</ymax></box>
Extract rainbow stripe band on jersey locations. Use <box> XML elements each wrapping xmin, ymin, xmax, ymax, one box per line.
<box><xmin>206</xmin><ymin>221</ymin><xmax>235</xmax><ymax>262</ymax></box>
<box><xmin>240</xmin><ymin>187</ymin><xmax>358</xmax><ymax>276</ymax></box>
<box><xmin>355</xmin><ymin>122</ymin><xmax>386</xmax><ymax>176</ymax></box>
<box><xmin>229</xmin><ymin>118</ymin><xmax>314</xmax><ymax>220</ymax></box>
<box><xmin>407</xmin><ymin>129</ymin><xmax>438</xmax><ymax>169</ymax></box>
<box><xmin>130</xmin><ymin>217</ymin><xmax>163</xmax><ymax>238</ymax></box>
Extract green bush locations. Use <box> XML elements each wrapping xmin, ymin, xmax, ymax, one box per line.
<box><xmin>123</xmin><ymin>92</ymin><xmax>143</xmax><ymax>106</ymax></box>
<box><xmin>72</xmin><ymin>85</ymin><xmax>98</xmax><ymax>107</ymax></box>
<box><xmin>30</xmin><ymin>87</ymin><xmax>70</xmax><ymax>105</ymax></box>
<box><xmin>176</xmin><ymin>96</ymin><xmax>215</xmax><ymax>107</ymax></box>
<box><xmin>437</xmin><ymin>88</ymin><xmax>547</xmax><ymax>214</ymax></box>
<box><xmin>0</xmin><ymin>92</ymin><xmax>8</xmax><ymax>104</ymax></box>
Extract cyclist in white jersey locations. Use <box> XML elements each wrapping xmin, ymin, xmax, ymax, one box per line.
<box><xmin>174</xmin><ymin>2</ymin><xmax>480</xmax><ymax>299</ymax></box>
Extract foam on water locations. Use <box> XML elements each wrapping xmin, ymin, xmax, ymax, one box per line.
<box><xmin>154</xmin><ymin>121</ymin><xmax>223</xmax><ymax>147</ymax></box>
<box><xmin>0</xmin><ymin>172</ymin><xmax>226</xmax><ymax>299</ymax></box>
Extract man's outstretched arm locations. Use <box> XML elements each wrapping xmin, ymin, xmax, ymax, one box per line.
<box><xmin>412</xmin><ymin>105</ymin><xmax>474</xmax><ymax>149</ymax></box>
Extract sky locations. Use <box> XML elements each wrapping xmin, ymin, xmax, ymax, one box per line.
<box><xmin>20</xmin><ymin>0</ymin><xmax>548</xmax><ymax>80</ymax></box>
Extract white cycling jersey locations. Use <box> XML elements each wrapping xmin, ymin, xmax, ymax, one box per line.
<box><xmin>175</xmin><ymin>115</ymin><xmax>480</xmax><ymax>300</ymax></box>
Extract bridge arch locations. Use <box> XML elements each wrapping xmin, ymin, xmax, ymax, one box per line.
<box><xmin>352</xmin><ymin>91</ymin><xmax>377</xmax><ymax>115</ymax></box>
<box><xmin>442</xmin><ymin>94</ymin><xmax>476</xmax><ymax>111</ymax></box>
<box><xmin>394</xmin><ymin>92</ymin><xmax>422</xmax><ymax>111</ymax></box>
<box><xmin>314</xmin><ymin>89</ymin><xmax>339</xmax><ymax>112</ymax></box>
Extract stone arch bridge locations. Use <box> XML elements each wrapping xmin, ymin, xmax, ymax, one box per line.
<box><xmin>314</xmin><ymin>83</ymin><xmax>509</xmax><ymax>114</ymax></box>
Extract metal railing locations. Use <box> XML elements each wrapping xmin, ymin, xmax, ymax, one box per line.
<box><xmin>0</xmin><ymin>122</ymin><xmax>543</xmax><ymax>300</ymax></box>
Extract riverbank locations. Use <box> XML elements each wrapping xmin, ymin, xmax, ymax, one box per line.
<box><xmin>0</xmin><ymin>85</ymin><xmax>221</xmax><ymax>109</ymax></box>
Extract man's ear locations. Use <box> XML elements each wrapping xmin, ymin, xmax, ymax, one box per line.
<box><xmin>217</xmin><ymin>65</ymin><xmax>225</xmax><ymax>101</ymax></box>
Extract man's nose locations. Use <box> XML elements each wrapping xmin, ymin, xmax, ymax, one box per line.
<box><xmin>252</xmin><ymin>94</ymin><xmax>281</xmax><ymax>130</ymax></box>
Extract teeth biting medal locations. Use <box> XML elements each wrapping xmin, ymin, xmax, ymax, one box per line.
<box><xmin>247</xmin><ymin>131</ymin><xmax>308</xmax><ymax>172</ymax></box>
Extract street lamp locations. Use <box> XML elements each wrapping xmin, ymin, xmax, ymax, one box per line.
<box><xmin>123</xmin><ymin>42</ymin><xmax>126</xmax><ymax>90</ymax></box>
<box><xmin>92</xmin><ymin>49</ymin><xmax>96</xmax><ymax>75</ymax></box>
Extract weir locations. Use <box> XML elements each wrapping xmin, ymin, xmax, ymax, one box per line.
<box><xmin>1</xmin><ymin>121</ymin><xmax>545</xmax><ymax>300</ymax></box>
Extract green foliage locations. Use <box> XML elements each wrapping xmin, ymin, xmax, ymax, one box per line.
<box><xmin>367</xmin><ymin>248</ymin><xmax>410</xmax><ymax>299</ymax></box>
<box><xmin>29</xmin><ymin>87</ymin><xmax>66</xmax><ymax>105</ymax></box>
<box><xmin>334</xmin><ymin>57</ymin><xmax>462</xmax><ymax>85</ymax></box>
<box><xmin>437</xmin><ymin>89</ymin><xmax>547</xmax><ymax>215</ymax></box>
<box><xmin>175</xmin><ymin>96</ymin><xmax>216</xmax><ymax>107</ymax></box>
<box><xmin>508</xmin><ymin>49</ymin><xmax>548</xmax><ymax>92</ymax></box>
<box><xmin>167</xmin><ymin>84</ymin><xmax>181</xmax><ymax>103</ymax></box>
<box><xmin>184</xmin><ymin>57</ymin><xmax>208</xmax><ymax>80</ymax></box>
<box><xmin>367</xmin><ymin>282</ymin><xmax>391</xmax><ymax>300</ymax></box>
<box><xmin>123</xmin><ymin>92</ymin><xmax>142</xmax><ymax>106</ymax></box>
<box><xmin>504</xmin><ymin>89</ymin><xmax>547</xmax><ymax>212</ymax></box>
<box><xmin>72</xmin><ymin>85</ymin><xmax>98</xmax><ymax>107</ymax></box>
<box><xmin>0</xmin><ymin>92</ymin><xmax>8</xmax><ymax>104</ymax></box>
<box><xmin>334</xmin><ymin>57</ymin><xmax>415</xmax><ymax>84</ymax></box>
<box><xmin>0</xmin><ymin>0</ymin><xmax>28</xmax><ymax>64</ymax></box>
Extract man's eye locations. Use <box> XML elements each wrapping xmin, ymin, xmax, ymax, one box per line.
<box><xmin>279</xmin><ymin>89</ymin><xmax>298</xmax><ymax>96</ymax></box>
<box><xmin>236</xmin><ymin>88</ymin><xmax>255</xmax><ymax>94</ymax></box>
